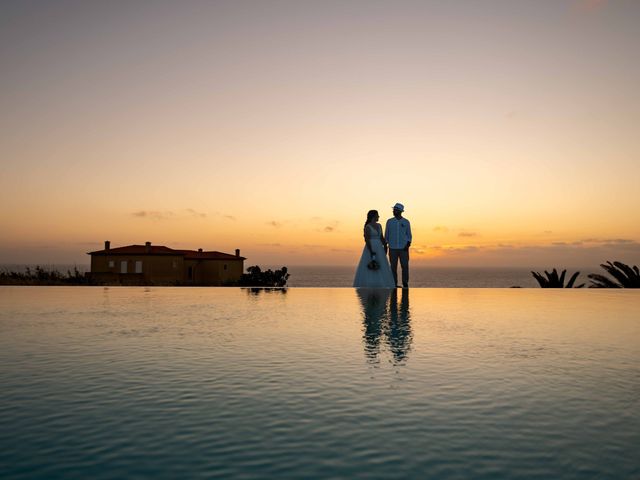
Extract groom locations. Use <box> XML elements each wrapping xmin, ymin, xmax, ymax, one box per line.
<box><xmin>385</xmin><ymin>203</ymin><xmax>412</xmax><ymax>288</ymax></box>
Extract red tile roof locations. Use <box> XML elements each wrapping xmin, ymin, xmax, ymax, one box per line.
<box><xmin>89</xmin><ymin>245</ymin><xmax>180</xmax><ymax>255</ymax></box>
<box><xmin>88</xmin><ymin>244</ymin><xmax>245</xmax><ymax>260</ymax></box>
<box><xmin>181</xmin><ymin>250</ymin><xmax>244</xmax><ymax>260</ymax></box>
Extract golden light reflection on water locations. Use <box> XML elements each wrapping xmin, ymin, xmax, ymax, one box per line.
<box><xmin>357</xmin><ymin>288</ymin><xmax>412</xmax><ymax>365</ymax></box>
<box><xmin>1</xmin><ymin>286</ymin><xmax>637</xmax><ymax>373</ymax></box>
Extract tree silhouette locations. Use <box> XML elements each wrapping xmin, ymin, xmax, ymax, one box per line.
<box><xmin>239</xmin><ymin>265</ymin><xmax>289</xmax><ymax>287</ymax></box>
<box><xmin>588</xmin><ymin>261</ymin><xmax>640</xmax><ymax>288</ymax></box>
<box><xmin>531</xmin><ymin>268</ymin><xmax>585</xmax><ymax>288</ymax></box>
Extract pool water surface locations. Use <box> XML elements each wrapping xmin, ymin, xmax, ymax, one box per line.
<box><xmin>0</xmin><ymin>287</ymin><xmax>638</xmax><ymax>479</ymax></box>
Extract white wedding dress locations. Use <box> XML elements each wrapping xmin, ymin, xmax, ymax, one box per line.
<box><xmin>353</xmin><ymin>224</ymin><xmax>396</xmax><ymax>288</ymax></box>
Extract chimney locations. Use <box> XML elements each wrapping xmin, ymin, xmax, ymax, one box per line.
<box><xmin>198</xmin><ymin>248</ymin><xmax>203</xmax><ymax>253</ymax></box>
<box><xmin>105</xmin><ymin>240</ymin><xmax>110</xmax><ymax>251</ymax></box>
<box><xmin>145</xmin><ymin>241</ymin><xmax>151</xmax><ymax>253</ymax></box>
<box><xmin>235</xmin><ymin>249</ymin><xmax>240</xmax><ymax>257</ymax></box>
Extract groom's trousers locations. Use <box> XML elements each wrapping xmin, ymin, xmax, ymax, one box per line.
<box><xmin>389</xmin><ymin>249</ymin><xmax>409</xmax><ymax>287</ymax></box>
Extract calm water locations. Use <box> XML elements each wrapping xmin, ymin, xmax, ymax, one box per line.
<box><xmin>1</xmin><ymin>287</ymin><xmax>638</xmax><ymax>479</ymax></box>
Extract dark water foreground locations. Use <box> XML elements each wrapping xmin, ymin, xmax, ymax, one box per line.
<box><xmin>1</xmin><ymin>287</ymin><xmax>638</xmax><ymax>479</ymax></box>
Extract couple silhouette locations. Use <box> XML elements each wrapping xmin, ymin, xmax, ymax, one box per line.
<box><xmin>353</xmin><ymin>203</ymin><xmax>412</xmax><ymax>288</ymax></box>
<box><xmin>358</xmin><ymin>288</ymin><xmax>412</xmax><ymax>364</ymax></box>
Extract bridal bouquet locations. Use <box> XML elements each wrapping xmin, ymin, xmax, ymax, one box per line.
<box><xmin>367</xmin><ymin>254</ymin><xmax>380</xmax><ymax>271</ymax></box>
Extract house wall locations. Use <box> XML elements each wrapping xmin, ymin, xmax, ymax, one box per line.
<box><xmin>91</xmin><ymin>255</ymin><xmax>184</xmax><ymax>284</ymax></box>
<box><xmin>220</xmin><ymin>260</ymin><xmax>244</xmax><ymax>284</ymax></box>
<box><xmin>91</xmin><ymin>254</ymin><xmax>244</xmax><ymax>285</ymax></box>
<box><xmin>184</xmin><ymin>259</ymin><xmax>244</xmax><ymax>285</ymax></box>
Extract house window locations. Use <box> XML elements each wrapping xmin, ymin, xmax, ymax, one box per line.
<box><xmin>224</xmin><ymin>264</ymin><xmax>227</xmax><ymax>270</ymax></box>
<box><xmin>135</xmin><ymin>261</ymin><xmax>143</xmax><ymax>273</ymax></box>
<box><xmin>108</xmin><ymin>260</ymin><xmax>114</xmax><ymax>268</ymax></box>
<box><xmin>188</xmin><ymin>266</ymin><xmax>193</xmax><ymax>280</ymax></box>
<box><xmin>120</xmin><ymin>261</ymin><xmax>127</xmax><ymax>274</ymax></box>
<box><xmin>172</xmin><ymin>260</ymin><xmax>177</xmax><ymax>269</ymax></box>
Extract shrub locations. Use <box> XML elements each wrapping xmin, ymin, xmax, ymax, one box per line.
<box><xmin>588</xmin><ymin>261</ymin><xmax>640</xmax><ymax>288</ymax></box>
<box><xmin>531</xmin><ymin>269</ymin><xmax>585</xmax><ymax>288</ymax></box>
<box><xmin>0</xmin><ymin>266</ymin><xmax>92</xmax><ymax>285</ymax></box>
<box><xmin>238</xmin><ymin>265</ymin><xmax>289</xmax><ymax>287</ymax></box>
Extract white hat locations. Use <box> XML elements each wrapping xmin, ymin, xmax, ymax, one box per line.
<box><xmin>392</xmin><ymin>203</ymin><xmax>404</xmax><ymax>212</ymax></box>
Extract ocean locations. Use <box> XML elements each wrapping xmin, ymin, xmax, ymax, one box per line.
<box><xmin>284</xmin><ymin>265</ymin><xmax>543</xmax><ymax>288</ymax></box>
<box><xmin>1</xmin><ymin>264</ymin><xmax>593</xmax><ymax>288</ymax></box>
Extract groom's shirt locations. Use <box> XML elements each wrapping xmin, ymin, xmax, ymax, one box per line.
<box><xmin>385</xmin><ymin>217</ymin><xmax>412</xmax><ymax>250</ymax></box>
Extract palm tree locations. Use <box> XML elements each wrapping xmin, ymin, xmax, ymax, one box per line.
<box><xmin>531</xmin><ymin>269</ymin><xmax>585</xmax><ymax>288</ymax></box>
<box><xmin>588</xmin><ymin>261</ymin><xmax>640</xmax><ymax>288</ymax></box>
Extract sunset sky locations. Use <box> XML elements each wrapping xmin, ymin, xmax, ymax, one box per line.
<box><xmin>1</xmin><ymin>0</ymin><xmax>639</xmax><ymax>267</ymax></box>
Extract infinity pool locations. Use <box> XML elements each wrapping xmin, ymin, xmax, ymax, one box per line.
<box><xmin>1</xmin><ymin>287</ymin><xmax>638</xmax><ymax>479</ymax></box>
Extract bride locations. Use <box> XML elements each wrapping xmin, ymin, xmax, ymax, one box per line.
<box><xmin>353</xmin><ymin>210</ymin><xmax>396</xmax><ymax>288</ymax></box>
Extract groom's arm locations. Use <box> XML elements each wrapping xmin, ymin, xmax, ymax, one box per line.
<box><xmin>405</xmin><ymin>220</ymin><xmax>412</xmax><ymax>250</ymax></box>
<box><xmin>384</xmin><ymin>219</ymin><xmax>390</xmax><ymax>244</ymax></box>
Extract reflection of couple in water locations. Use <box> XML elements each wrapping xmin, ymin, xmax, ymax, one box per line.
<box><xmin>357</xmin><ymin>288</ymin><xmax>412</xmax><ymax>364</ymax></box>
<box><xmin>353</xmin><ymin>203</ymin><xmax>411</xmax><ymax>289</ymax></box>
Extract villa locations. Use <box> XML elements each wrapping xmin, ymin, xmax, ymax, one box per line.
<box><xmin>88</xmin><ymin>241</ymin><xmax>245</xmax><ymax>285</ymax></box>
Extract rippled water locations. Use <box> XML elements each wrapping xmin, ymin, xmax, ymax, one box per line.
<box><xmin>1</xmin><ymin>287</ymin><xmax>638</xmax><ymax>479</ymax></box>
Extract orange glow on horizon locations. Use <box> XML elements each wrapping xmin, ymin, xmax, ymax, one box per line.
<box><xmin>1</xmin><ymin>2</ymin><xmax>638</xmax><ymax>267</ymax></box>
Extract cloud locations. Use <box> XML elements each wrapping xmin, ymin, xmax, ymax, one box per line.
<box><xmin>185</xmin><ymin>208</ymin><xmax>207</xmax><ymax>218</ymax></box>
<box><xmin>409</xmin><ymin>237</ymin><xmax>640</xmax><ymax>268</ymax></box>
<box><xmin>258</xmin><ymin>243</ymin><xmax>281</xmax><ymax>247</ymax></box>
<box><xmin>433</xmin><ymin>226</ymin><xmax>449</xmax><ymax>233</ymax></box>
<box><xmin>211</xmin><ymin>210</ymin><xmax>236</xmax><ymax>221</ymax></box>
<box><xmin>453</xmin><ymin>246</ymin><xmax>479</xmax><ymax>253</ymax></box>
<box><xmin>574</xmin><ymin>0</ymin><xmax>607</xmax><ymax>14</ymax></box>
<box><xmin>458</xmin><ymin>232</ymin><xmax>478</xmax><ymax>238</ymax></box>
<box><xmin>459</xmin><ymin>241</ymin><xmax>639</xmax><ymax>267</ymax></box>
<box><xmin>552</xmin><ymin>241</ymin><xmax>586</xmax><ymax>247</ymax></box>
<box><xmin>267</xmin><ymin>221</ymin><xmax>282</xmax><ymax>228</ymax></box>
<box><xmin>411</xmin><ymin>244</ymin><xmax>431</xmax><ymax>255</ymax></box>
<box><xmin>132</xmin><ymin>210</ymin><xmax>173</xmax><ymax>220</ymax></box>
<box><xmin>427</xmin><ymin>245</ymin><xmax>479</xmax><ymax>255</ymax></box>
<box><xmin>579</xmin><ymin>238</ymin><xmax>635</xmax><ymax>245</ymax></box>
<box><xmin>543</xmin><ymin>231</ymin><xmax>553</xmax><ymax>235</ymax></box>
<box><xmin>310</xmin><ymin>217</ymin><xmax>340</xmax><ymax>233</ymax></box>
<box><xmin>132</xmin><ymin>209</ymin><xmax>209</xmax><ymax>221</ymax></box>
<box><xmin>603</xmin><ymin>238</ymin><xmax>635</xmax><ymax>245</ymax></box>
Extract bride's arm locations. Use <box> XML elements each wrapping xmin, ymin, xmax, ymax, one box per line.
<box><xmin>377</xmin><ymin>223</ymin><xmax>388</xmax><ymax>251</ymax></box>
<box><xmin>364</xmin><ymin>225</ymin><xmax>375</xmax><ymax>257</ymax></box>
